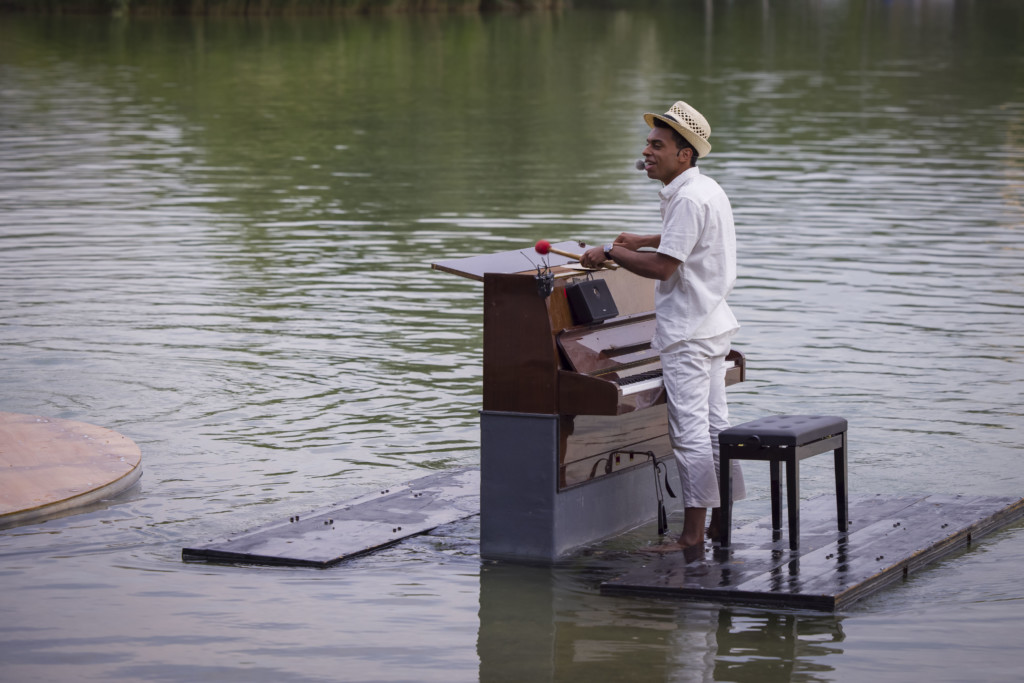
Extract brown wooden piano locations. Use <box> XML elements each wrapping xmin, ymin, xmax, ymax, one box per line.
<box><xmin>433</xmin><ymin>241</ymin><xmax>746</xmax><ymax>561</ymax></box>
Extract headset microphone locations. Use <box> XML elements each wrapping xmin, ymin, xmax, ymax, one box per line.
<box><xmin>635</xmin><ymin>159</ymin><xmax>646</xmax><ymax>171</ymax></box>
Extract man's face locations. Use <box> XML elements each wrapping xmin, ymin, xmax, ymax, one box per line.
<box><xmin>641</xmin><ymin>126</ymin><xmax>691</xmax><ymax>185</ymax></box>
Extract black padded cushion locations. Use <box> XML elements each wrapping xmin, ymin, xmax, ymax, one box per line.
<box><xmin>719</xmin><ymin>415</ymin><xmax>847</xmax><ymax>447</ymax></box>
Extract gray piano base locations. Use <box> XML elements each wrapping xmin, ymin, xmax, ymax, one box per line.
<box><xmin>480</xmin><ymin>410</ymin><xmax>680</xmax><ymax>563</ymax></box>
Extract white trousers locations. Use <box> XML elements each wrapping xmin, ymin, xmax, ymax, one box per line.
<box><xmin>661</xmin><ymin>331</ymin><xmax>746</xmax><ymax>509</ymax></box>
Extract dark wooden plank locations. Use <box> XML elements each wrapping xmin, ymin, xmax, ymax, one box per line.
<box><xmin>600</xmin><ymin>496</ymin><xmax>922</xmax><ymax>610</ymax></box>
<box><xmin>774</xmin><ymin>495</ymin><xmax>1021</xmax><ymax>601</ymax></box>
<box><xmin>601</xmin><ymin>494</ymin><xmax>1024</xmax><ymax>611</ymax></box>
<box><xmin>182</xmin><ymin>469</ymin><xmax>479</xmax><ymax>568</ymax></box>
<box><xmin>826</xmin><ymin>495</ymin><xmax>1024</xmax><ymax>609</ymax></box>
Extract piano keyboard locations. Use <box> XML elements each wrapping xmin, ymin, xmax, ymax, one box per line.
<box><xmin>614</xmin><ymin>369</ymin><xmax>664</xmax><ymax>396</ymax></box>
<box><xmin>611</xmin><ymin>356</ymin><xmax>739</xmax><ymax>397</ymax></box>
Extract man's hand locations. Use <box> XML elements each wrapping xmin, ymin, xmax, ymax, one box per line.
<box><xmin>613</xmin><ymin>233</ymin><xmax>660</xmax><ymax>251</ymax></box>
<box><xmin>579</xmin><ymin>246</ymin><xmax>607</xmax><ymax>269</ymax></box>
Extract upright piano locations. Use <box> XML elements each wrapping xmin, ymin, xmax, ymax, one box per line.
<box><xmin>433</xmin><ymin>241</ymin><xmax>746</xmax><ymax>561</ymax></box>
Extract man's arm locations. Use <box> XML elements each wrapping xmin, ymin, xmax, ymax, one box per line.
<box><xmin>580</xmin><ymin>241</ymin><xmax>679</xmax><ymax>280</ymax></box>
<box><xmin>613</xmin><ymin>233</ymin><xmax>661</xmax><ymax>251</ymax></box>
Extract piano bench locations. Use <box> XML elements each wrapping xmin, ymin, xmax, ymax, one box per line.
<box><xmin>718</xmin><ymin>415</ymin><xmax>848</xmax><ymax>551</ymax></box>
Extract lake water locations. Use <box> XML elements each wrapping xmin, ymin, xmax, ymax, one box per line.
<box><xmin>1</xmin><ymin>2</ymin><xmax>1022</xmax><ymax>681</ymax></box>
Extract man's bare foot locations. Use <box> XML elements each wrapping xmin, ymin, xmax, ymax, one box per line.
<box><xmin>681</xmin><ymin>543</ymin><xmax>706</xmax><ymax>562</ymax></box>
<box><xmin>645</xmin><ymin>541</ymin><xmax>688</xmax><ymax>554</ymax></box>
<box><xmin>707</xmin><ymin>508</ymin><xmax>722</xmax><ymax>543</ymax></box>
<box><xmin>644</xmin><ymin>542</ymin><xmax>706</xmax><ymax>562</ymax></box>
<box><xmin>645</xmin><ymin>540</ymin><xmax>705</xmax><ymax>554</ymax></box>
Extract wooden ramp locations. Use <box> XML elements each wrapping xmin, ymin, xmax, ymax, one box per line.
<box><xmin>182</xmin><ymin>468</ymin><xmax>479</xmax><ymax>567</ymax></box>
<box><xmin>0</xmin><ymin>411</ymin><xmax>142</xmax><ymax>529</ymax></box>
<box><xmin>602</xmin><ymin>494</ymin><xmax>1024</xmax><ymax>611</ymax></box>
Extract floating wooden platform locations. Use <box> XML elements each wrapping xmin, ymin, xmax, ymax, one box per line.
<box><xmin>0</xmin><ymin>411</ymin><xmax>142</xmax><ymax>529</ymax></box>
<box><xmin>602</xmin><ymin>494</ymin><xmax>1024</xmax><ymax>611</ymax></box>
<box><xmin>182</xmin><ymin>468</ymin><xmax>479</xmax><ymax>567</ymax></box>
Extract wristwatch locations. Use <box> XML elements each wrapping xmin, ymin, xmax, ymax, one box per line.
<box><xmin>603</xmin><ymin>243</ymin><xmax>614</xmax><ymax>259</ymax></box>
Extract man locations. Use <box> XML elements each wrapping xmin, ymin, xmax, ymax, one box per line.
<box><xmin>580</xmin><ymin>100</ymin><xmax>745</xmax><ymax>550</ymax></box>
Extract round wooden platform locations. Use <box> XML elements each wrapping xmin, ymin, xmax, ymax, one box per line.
<box><xmin>0</xmin><ymin>412</ymin><xmax>142</xmax><ymax>528</ymax></box>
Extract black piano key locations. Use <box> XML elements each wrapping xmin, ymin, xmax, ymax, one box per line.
<box><xmin>613</xmin><ymin>369</ymin><xmax>663</xmax><ymax>386</ymax></box>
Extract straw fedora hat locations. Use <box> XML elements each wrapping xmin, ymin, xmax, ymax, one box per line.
<box><xmin>643</xmin><ymin>101</ymin><xmax>712</xmax><ymax>158</ymax></box>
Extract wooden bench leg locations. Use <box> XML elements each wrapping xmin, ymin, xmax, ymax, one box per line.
<box><xmin>835</xmin><ymin>432</ymin><xmax>849</xmax><ymax>533</ymax></box>
<box><xmin>787</xmin><ymin>457</ymin><xmax>800</xmax><ymax>551</ymax></box>
<box><xmin>770</xmin><ymin>460</ymin><xmax>782</xmax><ymax>541</ymax></box>
<box><xmin>720</xmin><ymin>451</ymin><xmax>733</xmax><ymax>548</ymax></box>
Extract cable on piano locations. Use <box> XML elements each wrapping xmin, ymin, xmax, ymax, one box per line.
<box><xmin>644</xmin><ymin>451</ymin><xmax>677</xmax><ymax>536</ymax></box>
<box><xmin>588</xmin><ymin>455</ymin><xmax>613</xmax><ymax>480</ymax></box>
<box><xmin>520</xmin><ymin>251</ymin><xmax>555</xmax><ymax>298</ymax></box>
<box><xmin>607</xmin><ymin>450</ymin><xmax>675</xmax><ymax>535</ymax></box>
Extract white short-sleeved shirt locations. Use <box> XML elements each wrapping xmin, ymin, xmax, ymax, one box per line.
<box><xmin>652</xmin><ymin>167</ymin><xmax>739</xmax><ymax>350</ymax></box>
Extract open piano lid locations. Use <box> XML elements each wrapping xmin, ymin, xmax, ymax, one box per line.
<box><xmin>430</xmin><ymin>241</ymin><xmax>590</xmax><ymax>281</ymax></box>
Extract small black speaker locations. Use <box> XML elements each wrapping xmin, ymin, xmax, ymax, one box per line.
<box><xmin>566</xmin><ymin>279</ymin><xmax>618</xmax><ymax>324</ymax></box>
